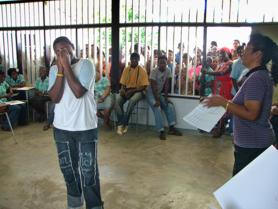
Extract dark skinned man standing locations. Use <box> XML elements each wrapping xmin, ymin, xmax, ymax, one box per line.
<box><xmin>48</xmin><ymin>37</ymin><xmax>103</xmax><ymax>209</ymax></box>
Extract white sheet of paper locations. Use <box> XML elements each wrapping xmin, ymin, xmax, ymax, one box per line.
<box><xmin>14</xmin><ymin>86</ymin><xmax>34</xmax><ymax>91</ymax></box>
<box><xmin>4</xmin><ymin>100</ymin><xmax>25</xmax><ymax>105</ymax></box>
<box><xmin>183</xmin><ymin>103</ymin><xmax>226</xmax><ymax>132</ymax></box>
<box><xmin>214</xmin><ymin>145</ymin><xmax>278</xmax><ymax>209</ymax></box>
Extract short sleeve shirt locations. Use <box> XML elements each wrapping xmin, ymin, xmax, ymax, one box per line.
<box><xmin>230</xmin><ymin>58</ymin><xmax>247</xmax><ymax>95</ymax></box>
<box><xmin>35</xmin><ymin>77</ymin><xmax>49</xmax><ymax>93</ymax></box>
<box><xmin>95</xmin><ymin>77</ymin><xmax>110</xmax><ymax>99</ymax></box>
<box><xmin>149</xmin><ymin>67</ymin><xmax>171</xmax><ymax>93</ymax></box>
<box><xmin>232</xmin><ymin>67</ymin><xmax>274</xmax><ymax>148</ymax></box>
<box><xmin>0</xmin><ymin>81</ymin><xmax>10</xmax><ymax>103</ymax></box>
<box><xmin>198</xmin><ymin>67</ymin><xmax>215</xmax><ymax>97</ymax></box>
<box><xmin>120</xmin><ymin>65</ymin><xmax>149</xmax><ymax>88</ymax></box>
<box><xmin>6</xmin><ymin>74</ymin><xmax>25</xmax><ymax>87</ymax></box>
<box><xmin>48</xmin><ymin>59</ymin><xmax>97</xmax><ymax>131</ymax></box>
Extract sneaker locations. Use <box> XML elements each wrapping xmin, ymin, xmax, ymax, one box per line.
<box><xmin>43</xmin><ymin>124</ymin><xmax>51</xmax><ymax>131</ymax></box>
<box><xmin>168</xmin><ymin>127</ymin><xmax>182</xmax><ymax>136</ymax></box>
<box><xmin>122</xmin><ymin>125</ymin><xmax>128</xmax><ymax>134</ymax></box>
<box><xmin>117</xmin><ymin>125</ymin><xmax>123</xmax><ymax>135</ymax></box>
<box><xmin>159</xmin><ymin>131</ymin><xmax>166</xmax><ymax>140</ymax></box>
<box><xmin>1</xmin><ymin>126</ymin><xmax>11</xmax><ymax>131</ymax></box>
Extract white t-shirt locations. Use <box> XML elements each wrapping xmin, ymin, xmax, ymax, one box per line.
<box><xmin>48</xmin><ymin>59</ymin><xmax>97</xmax><ymax>131</ymax></box>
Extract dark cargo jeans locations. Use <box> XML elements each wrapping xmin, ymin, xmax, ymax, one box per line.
<box><xmin>53</xmin><ymin>128</ymin><xmax>103</xmax><ymax>209</ymax></box>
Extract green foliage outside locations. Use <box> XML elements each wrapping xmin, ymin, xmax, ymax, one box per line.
<box><xmin>120</xmin><ymin>8</ymin><xmax>158</xmax><ymax>50</ymax></box>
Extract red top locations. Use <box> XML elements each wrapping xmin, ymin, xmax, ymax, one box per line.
<box><xmin>213</xmin><ymin>61</ymin><xmax>233</xmax><ymax>100</ymax></box>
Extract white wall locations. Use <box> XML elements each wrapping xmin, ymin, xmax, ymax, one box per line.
<box><xmin>132</xmin><ymin>97</ymin><xmax>199</xmax><ymax>130</ymax></box>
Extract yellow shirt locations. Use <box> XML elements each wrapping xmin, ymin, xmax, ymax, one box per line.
<box><xmin>120</xmin><ymin>65</ymin><xmax>149</xmax><ymax>88</ymax></box>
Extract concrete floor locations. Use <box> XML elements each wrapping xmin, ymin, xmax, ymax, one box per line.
<box><xmin>0</xmin><ymin>123</ymin><xmax>234</xmax><ymax>209</ymax></box>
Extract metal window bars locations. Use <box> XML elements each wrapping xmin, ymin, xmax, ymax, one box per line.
<box><xmin>0</xmin><ymin>0</ymin><xmax>277</xmax><ymax>95</ymax></box>
<box><xmin>0</xmin><ymin>0</ymin><xmax>112</xmax><ymax>85</ymax></box>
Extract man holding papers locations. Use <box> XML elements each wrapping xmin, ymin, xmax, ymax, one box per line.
<box><xmin>204</xmin><ymin>33</ymin><xmax>278</xmax><ymax>175</ymax></box>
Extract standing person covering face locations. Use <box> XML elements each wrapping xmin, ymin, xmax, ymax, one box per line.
<box><xmin>146</xmin><ymin>55</ymin><xmax>182</xmax><ymax>140</ymax></box>
<box><xmin>204</xmin><ymin>33</ymin><xmax>278</xmax><ymax>176</ymax></box>
<box><xmin>48</xmin><ymin>36</ymin><xmax>103</xmax><ymax>209</ymax></box>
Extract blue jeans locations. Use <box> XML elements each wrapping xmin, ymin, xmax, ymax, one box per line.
<box><xmin>114</xmin><ymin>92</ymin><xmax>144</xmax><ymax>126</ymax></box>
<box><xmin>53</xmin><ymin>128</ymin><xmax>103</xmax><ymax>209</ymax></box>
<box><xmin>47</xmin><ymin>102</ymin><xmax>55</xmax><ymax>125</ymax></box>
<box><xmin>270</xmin><ymin>115</ymin><xmax>278</xmax><ymax>144</ymax></box>
<box><xmin>146</xmin><ymin>88</ymin><xmax>176</xmax><ymax>132</ymax></box>
<box><xmin>2</xmin><ymin>104</ymin><xmax>27</xmax><ymax>129</ymax></box>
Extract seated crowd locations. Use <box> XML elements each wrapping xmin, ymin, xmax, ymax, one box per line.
<box><xmin>93</xmin><ymin>51</ymin><xmax>182</xmax><ymax>140</ymax></box>
<box><xmin>1</xmin><ymin>38</ymin><xmax>278</xmax><ymax>145</ymax></box>
<box><xmin>0</xmin><ymin>65</ymin><xmax>53</xmax><ymax>131</ymax></box>
<box><xmin>0</xmin><ymin>70</ymin><xmax>27</xmax><ymax>131</ymax></box>
<box><xmin>91</xmin><ymin>39</ymin><xmax>278</xmax><ymax>143</ymax></box>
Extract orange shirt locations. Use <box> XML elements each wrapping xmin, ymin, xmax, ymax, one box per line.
<box><xmin>120</xmin><ymin>65</ymin><xmax>149</xmax><ymax>88</ymax></box>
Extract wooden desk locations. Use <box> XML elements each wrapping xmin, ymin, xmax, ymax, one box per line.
<box><xmin>0</xmin><ymin>103</ymin><xmax>8</xmax><ymax>113</ymax></box>
<box><xmin>13</xmin><ymin>87</ymin><xmax>35</xmax><ymax>120</ymax></box>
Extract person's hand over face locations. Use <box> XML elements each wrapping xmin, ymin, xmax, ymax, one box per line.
<box><xmin>56</xmin><ymin>54</ymin><xmax>64</xmax><ymax>73</ymax></box>
<box><xmin>59</xmin><ymin>48</ymin><xmax>71</xmax><ymax>69</ymax></box>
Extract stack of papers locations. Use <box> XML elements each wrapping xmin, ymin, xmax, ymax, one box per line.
<box><xmin>4</xmin><ymin>100</ymin><xmax>25</xmax><ymax>105</ymax></box>
<box><xmin>14</xmin><ymin>86</ymin><xmax>34</xmax><ymax>91</ymax></box>
<box><xmin>183</xmin><ymin>103</ymin><xmax>226</xmax><ymax>132</ymax></box>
